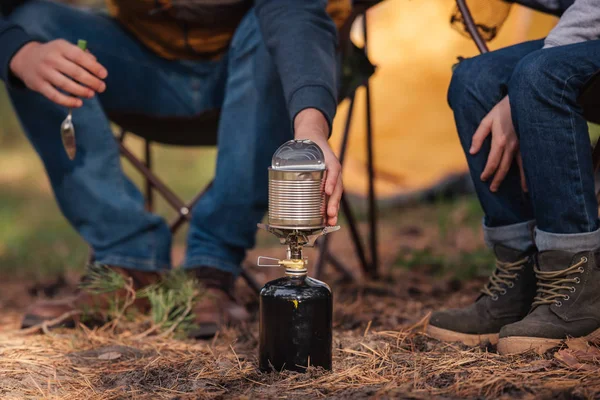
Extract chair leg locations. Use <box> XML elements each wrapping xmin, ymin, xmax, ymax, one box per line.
<box><xmin>324</xmin><ymin>252</ymin><xmax>355</xmax><ymax>281</ymax></box>
<box><xmin>144</xmin><ymin>140</ymin><xmax>153</xmax><ymax>212</ymax></box>
<box><xmin>314</xmin><ymin>235</ymin><xmax>329</xmax><ymax>280</ymax></box>
<box><xmin>314</xmin><ymin>235</ymin><xmax>354</xmax><ymax>281</ymax></box>
<box><xmin>341</xmin><ymin>194</ymin><xmax>370</xmax><ymax>273</ymax></box>
<box><xmin>338</xmin><ymin>95</ymin><xmax>355</xmax><ymax>165</ymax></box>
<box><xmin>117</xmin><ymin>139</ymin><xmax>188</xmax><ymax>213</ymax></box>
<box><xmin>456</xmin><ymin>0</ymin><xmax>490</xmax><ymax>54</ymax></box>
<box><xmin>170</xmin><ymin>181</ymin><xmax>214</xmax><ymax>233</ymax></box>
<box><xmin>363</xmin><ymin>14</ymin><xmax>379</xmax><ymax>279</ymax></box>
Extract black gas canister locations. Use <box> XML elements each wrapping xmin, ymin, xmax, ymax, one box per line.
<box><xmin>259</xmin><ymin>273</ymin><xmax>332</xmax><ymax>372</ymax></box>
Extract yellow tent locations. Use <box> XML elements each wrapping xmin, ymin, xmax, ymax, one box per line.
<box><xmin>332</xmin><ymin>0</ymin><xmax>557</xmax><ymax>201</ymax></box>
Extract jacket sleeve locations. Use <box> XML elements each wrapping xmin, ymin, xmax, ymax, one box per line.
<box><xmin>0</xmin><ymin>19</ymin><xmax>32</xmax><ymax>84</ymax></box>
<box><xmin>0</xmin><ymin>0</ymin><xmax>33</xmax><ymax>85</ymax></box>
<box><xmin>543</xmin><ymin>0</ymin><xmax>600</xmax><ymax>48</ymax></box>
<box><xmin>254</xmin><ymin>0</ymin><xmax>339</xmax><ymax>133</ymax></box>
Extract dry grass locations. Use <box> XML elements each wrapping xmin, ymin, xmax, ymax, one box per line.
<box><xmin>1</xmin><ymin>196</ymin><xmax>598</xmax><ymax>399</ymax></box>
<box><xmin>2</xmin><ymin>269</ymin><xmax>600</xmax><ymax>400</ymax></box>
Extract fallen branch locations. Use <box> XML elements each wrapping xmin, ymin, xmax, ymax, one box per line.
<box><xmin>17</xmin><ymin>310</ymin><xmax>82</xmax><ymax>335</ymax></box>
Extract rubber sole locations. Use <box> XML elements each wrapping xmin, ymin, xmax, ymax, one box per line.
<box><xmin>426</xmin><ymin>324</ymin><xmax>499</xmax><ymax>346</ymax></box>
<box><xmin>497</xmin><ymin>327</ymin><xmax>600</xmax><ymax>355</ymax></box>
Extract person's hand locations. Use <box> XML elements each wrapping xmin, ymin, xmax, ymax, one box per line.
<box><xmin>470</xmin><ymin>95</ymin><xmax>527</xmax><ymax>193</ymax></box>
<box><xmin>294</xmin><ymin>108</ymin><xmax>342</xmax><ymax>226</ymax></box>
<box><xmin>9</xmin><ymin>40</ymin><xmax>108</xmax><ymax>108</ymax></box>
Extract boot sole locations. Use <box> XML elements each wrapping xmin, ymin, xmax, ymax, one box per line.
<box><xmin>426</xmin><ymin>325</ymin><xmax>499</xmax><ymax>346</ymax></box>
<box><xmin>497</xmin><ymin>327</ymin><xmax>600</xmax><ymax>355</ymax></box>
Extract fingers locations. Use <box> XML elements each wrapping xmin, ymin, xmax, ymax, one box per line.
<box><xmin>327</xmin><ymin>173</ymin><xmax>343</xmax><ymax>226</ymax></box>
<box><xmin>325</xmin><ymin>161</ymin><xmax>340</xmax><ymax>196</ymax></box>
<box><xmin>53</xmin><ymin>57</ymin><xmax>106</xmax><ymax>93</ymax></box>
<box><xmin>38</xmin><ymin>82</ymin><xmax>82</xmax><ymax>108</ymax></box>
<box><xmin>59</xmin><ymin>40</ymin><xmax>108</xmax><ymax>80</ymax></box>
<box><xmin>489</xmin><ymin>146</ymin><xmax>515</xmax><ymax>192</ymax></box>
<box><xmin>480</xmin><ymin>132</ymin><xmax>504</xmax><ymax>181</ymax></box>
<box><xmin>470</xmin><ymin>116</ymin><xmax>492</xmax><ymax>154</ymax></box>
<box><xmin>517</xmin><ymin>153</ymin><xmax>528</xmax><ymax>192</ymax></box>
<box><xmin>44</xmin><ymin>69</ymin><xmax>94</xmax><ymax>98</ymax></box>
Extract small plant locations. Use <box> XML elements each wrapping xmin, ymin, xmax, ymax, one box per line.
<box><xmin>79</xmin><ymin>263</ymin><xmax>136</xmax><ymax>329</ymax></box>
<box><xmin>80</xmin><ymin>263</ymin><xmax>128</xmax><ymax>294</ymax></box>
<box><xmin>137</xmin><ymin>270</ymin><xmax>203</xmax><ymax>338</ymax></box>
<box><xmin>78</xmin><ymin>264</ymin><xmax>204</xmax><ymax>336</ymax></box>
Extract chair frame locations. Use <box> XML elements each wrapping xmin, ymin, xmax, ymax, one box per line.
<box><xmin>115</xmin><ymin>4</ymin><xmax>381</xmax><ymax>289</ymax></box>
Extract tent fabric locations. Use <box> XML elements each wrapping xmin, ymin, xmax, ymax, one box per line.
<box><xmin>332</xmin><ymin>0</ymin><xmax>557</xmax><ymax>201</ymax></box>
<box><xmin>451</xmin><ymin>0</ymin><xmax>513</xmax><ymax>42</ymax></box>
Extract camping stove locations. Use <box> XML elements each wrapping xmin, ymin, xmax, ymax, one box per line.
<box><xmin>257</xmin><ymin>139</ymin><xmax>339</xmax><ymax>372</ymax></box>
<box><xmin>257</xmin><ymin>139</ymin><xmax>339</xmax><ymax>275</ymax></box>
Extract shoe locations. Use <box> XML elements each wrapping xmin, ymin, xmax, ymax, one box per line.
<box><xmin>21</xmin><ymin>264</ymin><xmax>161</xmax><ymax>329</ymax></box>
<box><xmin>427</xmin><ymin>245</ymin><xmax>536</xmax><ymax>346</ymax></box>
<box><xmin>498</xmin><ymin>250</ymin><xmax>600</xmax><ymax>355</ymax></box>
<box><xmin>186</xmin><ymin>267</ymin><xmax>250</xmax><ymax>339</ymax></box>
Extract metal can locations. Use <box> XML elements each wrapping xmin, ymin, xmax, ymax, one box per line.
<box><xmin>268</xmin><ymin>140</ymin><xmax>327</xmax><ymax>229</ymax></box>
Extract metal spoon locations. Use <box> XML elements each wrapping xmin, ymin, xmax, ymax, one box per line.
<box><xmin>60</xmin><ymin>39</ymin><xmax>87</xmax><ymax>160</ymax></box>
<box><xmin>61</xmin><ymin>109</ymin><xmax>76</xmax><ymax>159</ymax></box>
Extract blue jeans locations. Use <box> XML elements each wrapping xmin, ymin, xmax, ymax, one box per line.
<box><xmin>449</xmin><ymin>39</ymin><xmax>600</xmax><ymax>252</ymax></box>
<box><xmin>7</xmin><ymin>1</ymin><xmax>294</xmax><ymax>275</ymax></box>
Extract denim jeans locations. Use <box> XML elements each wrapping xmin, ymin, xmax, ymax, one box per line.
<box><xmin>449</xmin><ymin>39</ymin><xmax>600</xmax><ymax>252</ymax></box>
<box><xmin>7</xmin><ymin>0</ymin><xmax>294</xmax><ymax>275</ymax></box>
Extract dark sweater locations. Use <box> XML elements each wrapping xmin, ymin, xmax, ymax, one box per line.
<box><xmin>0</xmin><ymin>0</ymin><xmax>340</xmax><ymax>129</ymax></box>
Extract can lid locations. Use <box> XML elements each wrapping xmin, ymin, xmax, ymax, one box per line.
<box><xmin>272</xmin><ymin>140</ymin><xmax>326</xmax><ymax>171</ymax></box>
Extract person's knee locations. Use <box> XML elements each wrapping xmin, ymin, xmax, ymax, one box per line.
<box><xmin>448</xmin><ymin>55</ymin><xmax>500</xmax><ymax>111</ymax></box>
<box><xmin>8</xmin><ymin>0</ymin><xmax>69</xmax><ymax>42</ymax></box>
<box><xmin>508</xmin><ymin>49</ymin><xmax>562</xmax><ymax>107</ymax></box>
<box><xmin>229</xmin><ymin>10</ymin><xmax>262</xmax><ymax>60</ymax></box>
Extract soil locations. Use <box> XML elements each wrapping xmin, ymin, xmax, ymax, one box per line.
<box><xmin>1</xmin><ymin>225</ymin><xmax>600</xmax><ymax>399</ymax></box>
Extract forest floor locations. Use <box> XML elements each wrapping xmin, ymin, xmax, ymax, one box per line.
<box><xmin>2</xmin><ymin>197</ymin><xmax>600</xmax><ymax>399</ymax></box>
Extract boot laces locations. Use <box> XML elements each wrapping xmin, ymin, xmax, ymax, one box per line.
<box><xmin>533</xmin><ymin>256</ymin><xmax>587</xmax><ymax>307</ymax></box>
<box><xmin>481</xmin><ymin>256</ymin><xmax>530</xmax><ymax>299</ymax></box>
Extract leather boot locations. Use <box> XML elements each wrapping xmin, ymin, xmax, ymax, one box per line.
<box><xmin>187</xmin><ymin>267</ymin><xmax>250</xmax><ymax>340</ymax></box>
<box><xmin>21</xmin><ymin>264</ymin><xmax>161</xmax><ymax>329</ymax></box>
<box><xmin>498</xmin><ymin>250</ymin><xmax>600</xmax><ymax>355</ymax></box>
<box><xmin>427</xmin><ymin>245</ymin><xmax>537</xmax><ymax>346</ymax></box>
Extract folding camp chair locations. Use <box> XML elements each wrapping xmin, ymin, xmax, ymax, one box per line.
<box><xmin>112</xmin><ymin>2</ymin><xmax>382</xmax><ymax>291</ymax></box>
<box><xmin>454</xmin><ymin>0</ymin><xmax>600</xmax><ymax>197</ymax></box>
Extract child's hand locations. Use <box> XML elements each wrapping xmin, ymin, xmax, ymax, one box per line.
<box><xmin>470</xmin><ymin>95</ymin><xmax>527</xmax><ymax>193</ymax></box>
<box><xmin>9</xmin><ymin>40</ymin><xmax>108</xmax><ymax>108</ymax></box>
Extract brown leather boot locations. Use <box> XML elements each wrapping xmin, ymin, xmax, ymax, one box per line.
<box><xmin>21</xmin><ymin>264</ymin><xmax>161</xmax><ymax>329</ymax></box>
<box><xmin>187</xmin><ymin>267</ymin><xmax>250</xmax><ymax>339</ymax></box>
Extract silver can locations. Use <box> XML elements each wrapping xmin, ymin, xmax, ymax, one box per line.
<box><xmin>268</xmin><ymin>140</ymin><xmax>327</xmax><ymax>229</ymax></box>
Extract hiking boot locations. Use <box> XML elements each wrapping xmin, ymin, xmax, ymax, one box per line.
<box><xmin>498</xmin><ymin>250</ymin><xmax>600</xmax><ymax>355</ymax></box>
<box><xmin>426</xmin><ymin>245</ymin><xmax>536</xmax><ymax>346</ymax></box>
<box><xmin>21</xmin><ymin>264</ymin><xmax>161</xmax><ymax>329</ymax></box>
<box><xmin>186</xmin><ymin>267</ymin><xmax>250</xmax><ymax>339</ymax></box>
